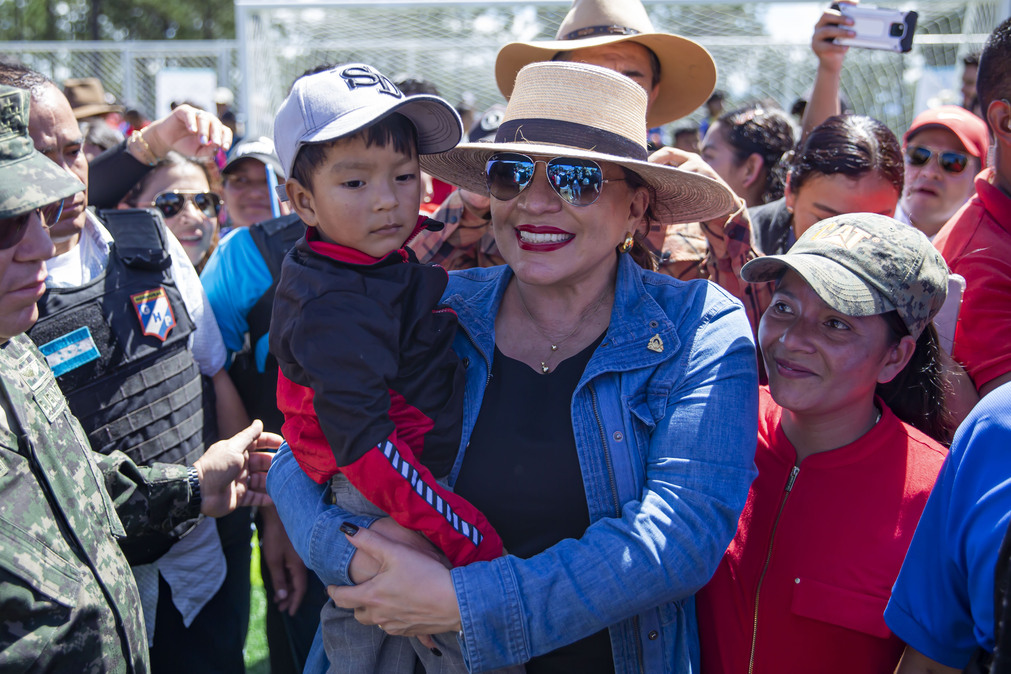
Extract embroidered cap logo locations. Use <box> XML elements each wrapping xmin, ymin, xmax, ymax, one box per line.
<box><xmin>340</xmin><ymin>65</ymin><xmax>403</xmax><ymax>99</ymax></box>
<box><xmin>807</xmin><ymin>223</ymin><xmax>874</xmax><ymax>250</ymax></box>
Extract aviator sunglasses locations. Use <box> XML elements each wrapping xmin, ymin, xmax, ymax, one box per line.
<box><xmin>151</xmin><ymin>191</ymin><xmax>222</xmax><ymax>219</ymax></box>
<box><xmin>0</xmin><ymin>199</ymin><xmax>64</xmax><ymax>250</ymax></box>
<box><xmin>905</xmin><ymin>146</ymin><xmax>970</xmax><ymax>174</ymax></box>
<box><xmin>485</xmin><ymin>152</ymin><xmax>625</xmax><ymax>206</ymax></box>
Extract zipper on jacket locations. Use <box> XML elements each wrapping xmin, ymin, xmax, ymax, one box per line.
<box><xmin>459</xmin><ymin>322</ymin><xmax>492</xmax><ymax>388</ymax></box>
<box><xmin>589</xmin><ymin>384</ymin><xmax>622</xmax><ymax>518</ymax></box>
<box><xmin>747</xmin><ymin>464</ymin><xmax>800</xmax><ymax>674</ymax></box>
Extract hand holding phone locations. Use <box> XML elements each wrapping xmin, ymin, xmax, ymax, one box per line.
<box><xmin>812</xmin><ymin>3</ymin><xmax>857</xmax><ymax>72</ymax></box>
<box><xmin>830</xmin><ymin>3</ymin><xmax>918</xmax><ymax>53</ymax></box>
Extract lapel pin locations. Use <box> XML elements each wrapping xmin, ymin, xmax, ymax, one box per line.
<box><xmin>647</xmin><ymin>334</ymin><xmax>663</xmax><ymax>353</ymax></box>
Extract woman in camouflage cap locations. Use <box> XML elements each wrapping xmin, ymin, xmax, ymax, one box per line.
<box><xmin>696</xmin><ymin>212</ymin><xmax>953</xmax><ymax>673</ymax></box>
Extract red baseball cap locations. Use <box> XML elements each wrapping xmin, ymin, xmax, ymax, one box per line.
<box><xmin>903</xmin><ymin>105</ymin><xmax>989</xmax><ymax>159</ymax></box>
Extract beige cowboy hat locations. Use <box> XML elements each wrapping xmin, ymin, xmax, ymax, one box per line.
<box><xmin>495</xmin><ymin>0</ymin><xmax>716</xmax><ymax>128</ymax></box>
<box><xmin>63</xmin><ymin>77</ymin><xmax>123</xmax><ymax>119</ymax></box>
<box><xmin>421</xmin><ymin>61</ymin><xmax>735</xmax><ymax>225</ymax></box>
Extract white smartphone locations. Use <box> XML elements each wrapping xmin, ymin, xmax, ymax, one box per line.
<box><xmin>831</xmin><ymin>3</ymin><xmax>918</xmax><ymax>53</ymax></box>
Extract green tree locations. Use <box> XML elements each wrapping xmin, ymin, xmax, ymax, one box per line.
<box><xmin>0</xmin><ymin>0</ymin><xmax>234</xmax><ymax>41</ymax></box>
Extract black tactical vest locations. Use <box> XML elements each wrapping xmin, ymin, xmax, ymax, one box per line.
<box><xmin>27</xmin><ymin>209</ymin><xmax>217</xmax><ymax>468</ymax></box>
<box><xmin>226</xmin><ymin>213</ymin><xmax>304</xmax><ymax>434</ymax></box>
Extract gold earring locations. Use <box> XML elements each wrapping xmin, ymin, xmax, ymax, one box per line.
<box><xmin>620</xmin><ymin>232</ymin><xmax>634</xmax><ymax>253</ymax></box>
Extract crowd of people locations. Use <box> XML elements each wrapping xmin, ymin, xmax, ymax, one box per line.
<box><xmin>2</xmin><ymin>0</ymin><xmax>1011</xmax><ymax>673</ymax></box>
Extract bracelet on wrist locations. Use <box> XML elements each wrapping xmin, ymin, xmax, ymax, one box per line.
<box><xmin>127</xmin><ymin>130</ymin><xmax>158</xmax><ymax>166</ymax></box>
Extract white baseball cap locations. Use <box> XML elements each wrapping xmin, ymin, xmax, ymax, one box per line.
<box><xmin>273</xmin><ymin>63</ymin><xmax>463</xmax><ymax>183</ymax></box>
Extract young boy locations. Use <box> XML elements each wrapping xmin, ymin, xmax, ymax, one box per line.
<box><xmin>268</xmin><ymin>64</ymin><xmax>504</xmax><ymax>672</ymax></box>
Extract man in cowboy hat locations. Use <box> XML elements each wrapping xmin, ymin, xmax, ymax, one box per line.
<box><xmin>63</xmin><ymin>76</ymin><xmax>124</xmax><ymax>126</ymax></box>
<box><xmin>495</xmin><ymin>0</ymin><xmax>717</xmax><ymax>129</ymax></box>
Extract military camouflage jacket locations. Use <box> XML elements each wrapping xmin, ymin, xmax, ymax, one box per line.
<box><xmin>0</xmin><ymin>334</ymin><xmax>198</xmax><ymax>672</ymax></box>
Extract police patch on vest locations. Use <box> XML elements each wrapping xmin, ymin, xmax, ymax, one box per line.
<box><xmin>130</xmin><ymin>287</ymin><xmax>177</xmax><ymax>341</ymax></box>
<box><xmin>39</xmin><ymin>326</ymin><xmax>101</xmax><ymax>377</ymax></box>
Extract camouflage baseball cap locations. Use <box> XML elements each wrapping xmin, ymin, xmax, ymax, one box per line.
<box><xmin>0</xmin><ymin>85</ymin><xmax>84</xmax><ymax>220</ymax></box>
<box><xmin>741</xmin><ymin>213</ymin><xmax>949</xmax><ymax>339</ymax></box>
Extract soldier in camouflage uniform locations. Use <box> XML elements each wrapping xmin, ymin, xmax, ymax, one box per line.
<box><xmin>0</xmin><ymin>84</ymin><xmax>277</xmax><ymax>672</ymax></box>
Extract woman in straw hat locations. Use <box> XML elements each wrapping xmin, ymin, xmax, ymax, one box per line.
<box><xmin>695</xmin><ymin>213</ymin><xmax>952</xmax><ymax>673</ymax></box>
<box><xmin>268</xmin><ymin>61</ymin><xmax>758</xmax><ymax>673</ymax></box>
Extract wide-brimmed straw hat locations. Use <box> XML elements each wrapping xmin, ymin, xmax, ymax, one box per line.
<box><xmin>420</xmin><ymin>61</ymin><xmax>736</xmax><ymax>225</ymax></box>
<box><xmin>495</xmin><ymin>0</ymin><xmax>716</xmax><ymax>128</ymax></box>
<box><xmin>63</xmin><ymin>78</ymin><xmax>123</xmax><ymax>119</ymax></box>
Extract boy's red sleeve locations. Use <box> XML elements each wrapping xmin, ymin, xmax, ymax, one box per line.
<box><xmin>341</xmin><ymin>430</ymin><xmax>503</xmax><ymax>566</ymax></box>
<box><xmin>276</xmin><ymin>369</ymin><xmax>502</xmax><ymax>564</ymax></box>
<box><xmin>277</xmin><ymin>371</ymin><xmax>341</xmax><ymax>484</ymax></box>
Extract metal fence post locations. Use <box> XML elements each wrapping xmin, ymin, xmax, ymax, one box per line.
<box><xmin>122</xmin><ymin>43</ymin><xmax>135</xmax><ymax>110</ymax></box>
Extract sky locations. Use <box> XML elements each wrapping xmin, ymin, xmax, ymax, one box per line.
<box><xmin>761</xmin><ymin>2</ymin><xmax>829</xmax><ymax>42</ymax></box>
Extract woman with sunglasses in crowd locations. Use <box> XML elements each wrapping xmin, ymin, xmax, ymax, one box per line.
<box><xmin>120</xmin><ymin>151</ymin><xmax>222</xmax><ymax>272</ymax></box>
<box><xmin>268</xmin><ymin>61</ymin><xmax>759</xmax><ymax>674</ymax></box>
<box><xmin>695</xmin><ymin>213</ymin><xmax>952</xmax><ymax>673</ymax></box>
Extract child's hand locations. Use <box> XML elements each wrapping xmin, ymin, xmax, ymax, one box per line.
<box><xmin>348</xmin><ymin>517</ymin><xmax>449</xmax><ymax>585</ymax></box>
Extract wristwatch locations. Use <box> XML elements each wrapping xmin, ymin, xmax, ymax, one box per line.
<box><xmin>186</xmin><ymin>466</ymin><xmax>202</xmax><ymax>509</ymax></box>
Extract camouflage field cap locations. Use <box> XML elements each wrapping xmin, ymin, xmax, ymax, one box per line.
<box><xmin>741</xmin><ymin>213</ymin><xmax>949</xmax><ymax>339</ymax></box>
<box><xmin>0</xmin><ymin>85</ymin><xmax>84</xmax><ymax>220</ymax></box>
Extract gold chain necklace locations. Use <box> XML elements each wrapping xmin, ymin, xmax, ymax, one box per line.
<box><xmin>514</xmin><ymin>284</ymin><xmax>611</xmax><ymax>374</ymax></box>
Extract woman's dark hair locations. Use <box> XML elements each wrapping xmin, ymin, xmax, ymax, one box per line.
<box><xmin>121</xmin><ymin>151</ymin><xmax>213</xmax><ymax>209</ymax></box>
<box><xmin>290</xmin><ymin>112</ymin><xmax>417</xmax><ymax>192</ymax></box>
<box><xmin>978</xmin><ymin>17</ymin><xmax>1011</xmax><ymax>117</ymax></box>
<box><xmin>877</xmin><ymin>312</ymin><xmax>956</xmax><ymax>445</ymax></box>
<box><xmin>788</xmin><ymin>114</ymin><xmax>904</xmax><ymax>197</ymax></box>
<box><xmin>121</xmin><ymin>152</ymin><xmax>219</xmax><ymax>272</ymax></box>
<box><xmin>717</xmin><ymin>105</ymin><xmax>796</xmax><ymax>203</ymax></box>
<box><xmin>619</xmin><ymin>167</ymin><xmax>659</xmax><ymax>272</ymax></box>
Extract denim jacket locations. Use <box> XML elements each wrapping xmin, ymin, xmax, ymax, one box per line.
<box><xmin>267</xmin><ymin>254</ymin><xmax>758</xmax><ymax>674</ymax></box>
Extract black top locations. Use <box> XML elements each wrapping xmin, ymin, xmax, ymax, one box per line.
<box><xmin>88</xmin><ymin>140</ymin><xmax>153</xmax><ymax>209</ymax></box>
<box><xmin>456</xmin><ymin>333</ymin><xmax>614</xmax><ymax>674</ymax></box>
<box><xmin>748</xmin><ymin>196</ymin><xmax>795</xmax><ymax>256</ymax></box>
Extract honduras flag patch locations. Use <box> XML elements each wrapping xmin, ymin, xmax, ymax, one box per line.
<box><xmin>130</xmin><ymin>287</ymin><xmax>177</xmax><ymax>341</ymax></box>
<box><xmin>39</xmin><ymin>326</ymin><xmax>101</xmax><ymax>377</ymax></box>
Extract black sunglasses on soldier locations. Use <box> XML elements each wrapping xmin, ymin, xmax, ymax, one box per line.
<box><xmin>0</xmin><ymin>199</ymin><xmax>64</xmax><ymax>250</ymax></box>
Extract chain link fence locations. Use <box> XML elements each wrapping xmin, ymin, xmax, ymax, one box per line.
<box><xmin>0</xmin><ymin>0</ymin><xmax>1005</xmax><ymax>143</ymax></box>
<box><xmin>237</xmin><ymin>0</ymin><xmax>1006</xmax><ymax>140</ymax></box>
<box><xmin>0</xmin><ymin>40</ymin><xmax>239</xmax><ymax>120</ymax></box>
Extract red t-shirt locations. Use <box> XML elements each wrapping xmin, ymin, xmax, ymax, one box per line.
<box><xmin>696</xmin><ymin>387</ymin><xmax>946</xmax><ymax>674</ymax></box>
<box><xmin>933</xmin><ymin>168</ymin><xmax>1011</xmax><ymax>390</ymax></box>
